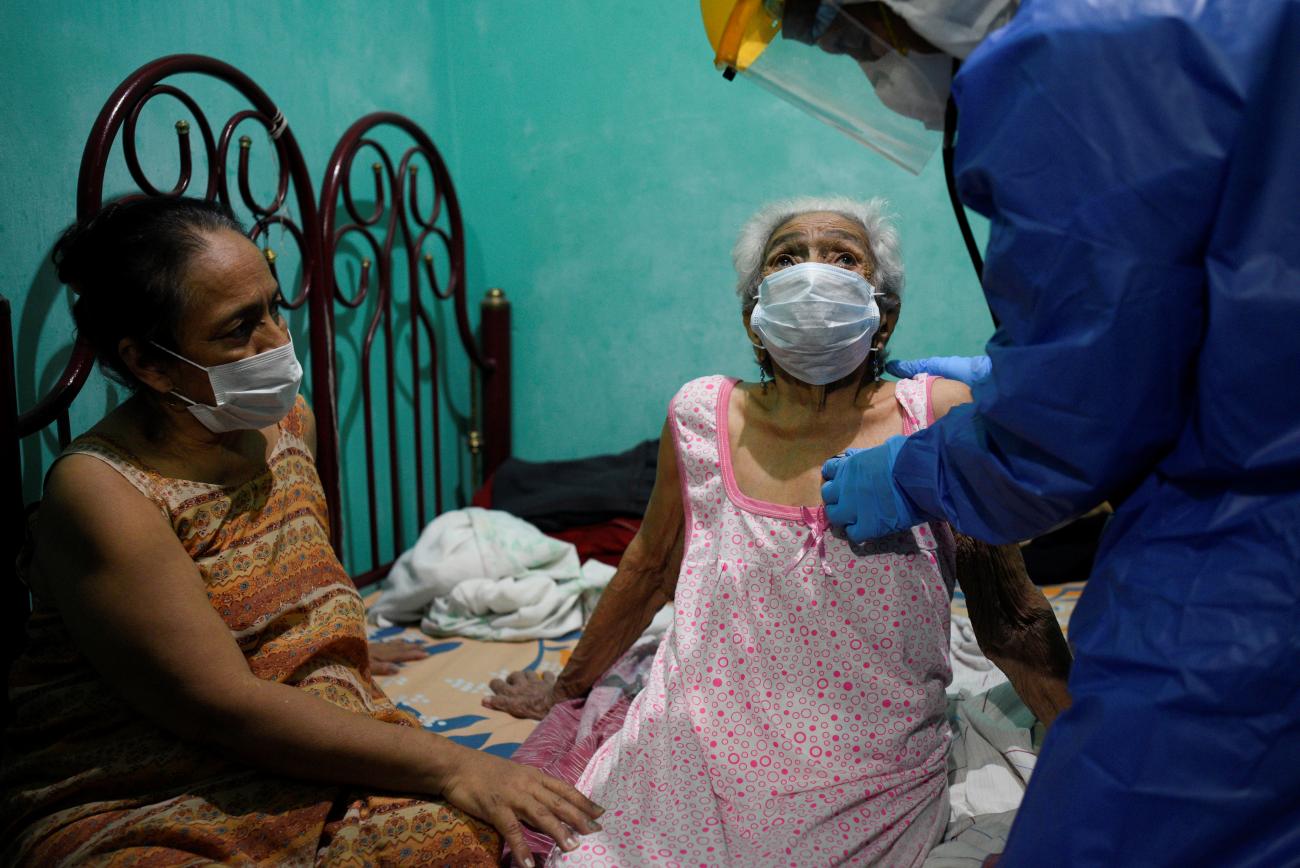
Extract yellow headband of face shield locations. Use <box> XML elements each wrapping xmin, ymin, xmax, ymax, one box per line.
<box><xmin>702</xmin><ymin>1</ymin><xmax>912</xmax><ymax>73</ymax></box>
<box><xmin>702</xmin><ymin>0</ymin><xmax>782</xmax><ymax>75</ymax></box>
<box><xmin>697</xmin><ymin>0</ymin><xmax>944</xmax><ymax>174</ymax></box>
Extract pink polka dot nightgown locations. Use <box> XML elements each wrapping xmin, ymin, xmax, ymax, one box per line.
<box><xmin>555</xmin><ymin>375</ymin><xmax>955</xmax><ymax>867</ymax></box>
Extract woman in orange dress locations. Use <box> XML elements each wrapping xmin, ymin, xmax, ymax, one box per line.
<box><xmin>0</xmin><ymin>196</ymin><xmax>602</xmax><ymax>867</ymax></box>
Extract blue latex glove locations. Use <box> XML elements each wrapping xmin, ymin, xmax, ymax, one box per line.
<box><xmin>820</xmin><ymin>436</ymin><xmax>921</xmax><ymax>543</ymax></box>
<box><xmin>886</xmin><ymin>355</ymin><xmax>991</xmax><ymax>386</ymax></box>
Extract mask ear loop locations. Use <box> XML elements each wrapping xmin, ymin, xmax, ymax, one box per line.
<box><xmin>149</xmin><ymin>340</ymin><xmax>210</xmax><ymax>407</ymax></box>
<box><xmin>150</xmin><ymin>341</ymin><xmax>209</xmax><ymax>372</ymax></box>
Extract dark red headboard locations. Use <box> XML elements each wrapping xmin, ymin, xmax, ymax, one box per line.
<box><xmin>318</xmin><ymin>112</ymin><xmax>511</xmax><ymax>587</ymax></box>
<box><xmin>1</xmin><ymin>55</ymin><xmax>512</xmax><ymax>675</ymax></box>
<box><xmin>15</xmin><ymin>55</ymin><xmax>329</xmax><ymax>455</ymax></box>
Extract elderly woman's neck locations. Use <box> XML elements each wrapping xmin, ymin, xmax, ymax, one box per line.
<box><xmin>765</xmin><ymin>371</ymin><xmax>875</xmax><ymax>415</ymax></box>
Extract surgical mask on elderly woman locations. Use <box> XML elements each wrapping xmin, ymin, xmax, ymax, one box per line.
<box><xmin>750</xmin><ymin>262</ymin><xmax>883</xmax><ymax>386</ymax></box>
<box><xmin>151</xmin><ymin>336</ymin><xmax>303</xmax><ymax>433</ymax></box>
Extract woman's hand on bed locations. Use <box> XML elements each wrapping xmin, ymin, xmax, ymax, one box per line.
<box><xmin>368</xmin><ymin>639</ymin><xmax>429</xmax><ymax>675</ymax></box>
<box><xmin>482</xmin><ymin>669</ymin><xmax>560</xmax><ymax>720</ymax></box>
<box><xmin>438</xmin><ymin>745</ymin><xmax>604</xmax><ymax>865</ymax></box>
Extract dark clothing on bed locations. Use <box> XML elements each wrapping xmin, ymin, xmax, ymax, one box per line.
<box><xmin>490</xmin><ymin>439</ymin><xmax>658</xmax><ymax>532</ymax></box>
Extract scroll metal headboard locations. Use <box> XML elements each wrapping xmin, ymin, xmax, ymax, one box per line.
<box><xmin>1</xmin><ymin>54</ymin><xmax>514</xmax><ymax>685</ymax></box>
<box><xmin>319</xmin><ymin>111</ymin><xmax>511</xmax><ymax>586</ymax></box>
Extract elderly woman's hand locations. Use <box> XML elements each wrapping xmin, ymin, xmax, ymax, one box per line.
<box><xmin>368</xmin><ymin>639</ymin><xmax>429</xmax><ymax>676</ymax></box>
<box><xmin>483</xmin><ymin>669</ymin><xmax>562</xmax><ymax>720</ymax></box>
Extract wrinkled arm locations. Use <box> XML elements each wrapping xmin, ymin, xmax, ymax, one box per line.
<box><xmin>933</xmin><ymin>379</ymin><xmax>1073</xmax><ymax>724</ymax></box>
<box><xmin>954</xmin><ymin>533</ymin><xmax>1072</xmax><ymax>727</ymax></box>
<box><xmin>553</xmin><ymin>420</ymin><xmax>684</xmax><ymax>701</ymax></box>
<box><xmin>485</xmin><ymin>419</ymin><xmax>685</xmax><ymax>719</ymax></box>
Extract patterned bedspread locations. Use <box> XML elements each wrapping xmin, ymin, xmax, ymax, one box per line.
<box><xmin>365</xmin><ymin>582</ymin><xmax>1086</xmax><ymax>758</ymax></box>
<box><xmin>365</xmin><ymin>617</ymin><xmax>581</xmax><ymax>758</ymax></box>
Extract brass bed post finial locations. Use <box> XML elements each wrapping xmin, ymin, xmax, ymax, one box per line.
<box><xmin>263</xmin><ymin>247</ymin><xmax>278</xmax><ymax>282</ymax></box>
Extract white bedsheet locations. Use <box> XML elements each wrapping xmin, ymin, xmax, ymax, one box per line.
<box><xmin>925</xmin><ymin>618</ymin><xmax>1044</xmax><ymax>865</ymax></box>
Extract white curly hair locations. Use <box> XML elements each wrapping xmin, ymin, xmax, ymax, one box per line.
<box><xmin>732</xmin><ymin>195</ymin><xmax>904</xmax><ymax>315</ymax></box>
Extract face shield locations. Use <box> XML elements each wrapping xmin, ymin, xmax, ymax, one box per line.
<box><xmin>701</xmin><ymin>0</ymin><xmax>952</xmax><ymax>174</ymax></box>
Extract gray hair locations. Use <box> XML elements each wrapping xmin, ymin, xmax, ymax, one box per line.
<box><xmin>732</xmin><ymin>195</ymin><xmax>904</xmax><ymax>316</ymax></box>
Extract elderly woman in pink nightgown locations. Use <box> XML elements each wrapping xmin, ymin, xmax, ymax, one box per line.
<box><xmin>487</xmin><ymin>197</ymin><xmax>1074</xmax><ymax>867</ymax></box>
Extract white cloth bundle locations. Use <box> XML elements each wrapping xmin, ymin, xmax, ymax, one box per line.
<box><xmin>369</xmin><ymin>507</ymin><xmax>615</xmax><ymax>641</ymax></box>
<box><xmin>948</xmin><ymin>614</ymin><xmax>1010</xmax><ymax>698</ymax></box>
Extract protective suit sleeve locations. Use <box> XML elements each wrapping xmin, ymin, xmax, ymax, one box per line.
<box><xmin>892</xmin><ymin>7</ymin><xmax>1240</xmax><ymax>543</ymax></box>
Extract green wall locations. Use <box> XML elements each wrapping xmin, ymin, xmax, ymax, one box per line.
<box><xmin>436</xmin><ymin>4</ymin><xmax>991</xmax><ymax>460</ymax></box>
<box><xmin>1</xmin><ymin>1</ymin><xmax>462</xmax><ymax>572</ymax></box>
<box><xmin>2</xmin><ymin>2</ymin><xmax>990</xmax><ymax>570</ymax></box>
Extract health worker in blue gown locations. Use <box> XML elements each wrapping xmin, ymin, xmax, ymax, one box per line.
<box><xmin>701</xmin><ymin>0</ymin><xmax>1300</xmax><ymax>864</ymax></box>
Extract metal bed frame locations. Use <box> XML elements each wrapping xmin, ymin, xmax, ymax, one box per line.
<box><xmin>0</xmin><ymin>54</ymin><xmax>512</xmax><ymax>678</ymax></box>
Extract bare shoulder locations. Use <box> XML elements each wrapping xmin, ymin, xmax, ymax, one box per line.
<box><xmin>46</xmin><ymin>451</ymin><xmax>145</xmax><ymax>506</ymax></box>
<box><xmin>41</xmin><ymin>453</ymin><xmax>169</xmax><ymax>548</ymax></box>
<box><xmin>33</xmin><ymin>453</ymin><xmax>176</xmax><ymax>597</ymax></box>
<box><xmin>929</xmin><ymin>376</ymin><xmax>973</xmax><ymax>420</ymax></box>
<box><xmin>653</xmin><ymin>414</ymin><xmax>680</xmax><ymax>486</ymax></box>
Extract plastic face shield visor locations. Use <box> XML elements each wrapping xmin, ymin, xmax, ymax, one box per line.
<box><xmin>701</xmin><ymin>0</ymin><xmax>945</xmax><ymax>174</ymax></box>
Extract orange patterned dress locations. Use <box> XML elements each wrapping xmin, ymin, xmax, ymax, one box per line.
<box><xmin>1</xmin><ymin>398</ymin><xmax>498</xmax><ymax>866</ymax></box>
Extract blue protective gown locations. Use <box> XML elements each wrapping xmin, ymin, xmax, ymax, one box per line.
<box><xmin>891</xmin><ymin>0</ymin><xmax>1300</xmax><ymax>863</ymax></box>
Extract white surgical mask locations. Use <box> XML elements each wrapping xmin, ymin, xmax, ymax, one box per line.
<box><xmin>750</xmin><ymin>262</ymin><xmax>884</xmax><ymax>386</ymax></box>
<box><xmin>152</xmin><ymin>336</ymin><xmax>303</xmax><ymax>434</ymax></box>
<box><xmin>858</xmin><ymin>50</ymin><xmax>953</xmax><ymax>131</ymax></box>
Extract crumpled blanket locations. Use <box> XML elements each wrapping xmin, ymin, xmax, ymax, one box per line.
<box><xmin>949</xmin><ymin>614</ymin><xmax>1010</xmax><ymax>698</ymax></box>
<box><xmin>925</xmin><ymin>681</ymin><xmax>1040</xmax><ymax>866</ymax></box>
<box><xmin>368</xmin><ymin>507</ymin><xmax>615</xmax><ymax>640</ymax></box>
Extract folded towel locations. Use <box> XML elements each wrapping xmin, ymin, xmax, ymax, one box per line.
<box><xmin>369</xmin><ymin>507</ymin><xmax>614</xmax><ymax>640</ymax></box>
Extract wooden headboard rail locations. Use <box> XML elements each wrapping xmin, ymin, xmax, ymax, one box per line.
<box><xmin>0</xmin><ymin>54</ymin><xmax>512</xmax><ymax>626</ymax></box>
